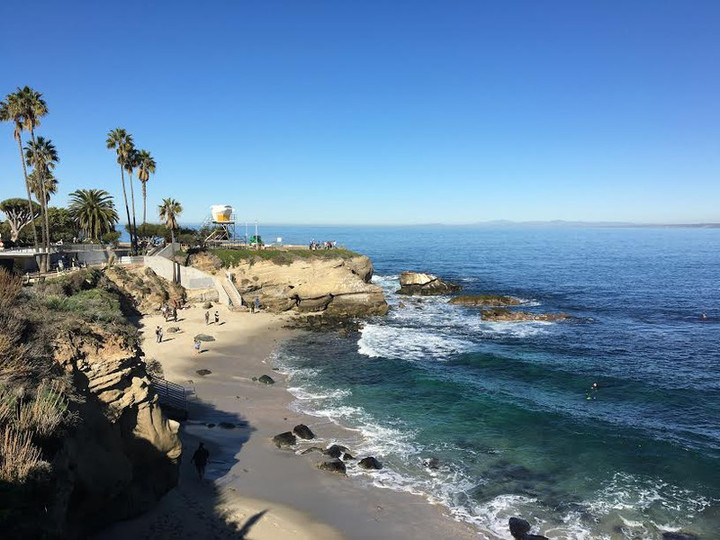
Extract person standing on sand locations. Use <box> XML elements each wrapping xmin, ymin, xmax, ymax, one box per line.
<box><xmin>155</xmin><ymin>326</ymin><xmax>163</xmax><ymax>343</ymax></box>
<box><xmin>205</xmin><ymin>310</ymin><xmax>210</xmax><ymax>325</ymax></box>
<box><xmin>214</xmin><ymin>311</ymin><xmax>220</xmax><ymax>324</ymax></box>
<box><xmin>191</xmin><ymin>442</ymin><xmax>209</xmax><ymax>480</ymax></box>
<box><xmin>254</xmin><ymin>297</ymin><xmax>260</xmax><ymax>313</ymax></box>
<box><xmin>194</xmin><ymin>338</ymin><xmax>201</xmax><ymax>354</ymax></box>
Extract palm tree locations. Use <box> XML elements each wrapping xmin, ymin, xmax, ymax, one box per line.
<box><xmin>18</xmin><ymin>87</ymin><xmax>49</xmax><ymax>261</ymax></box>
<box><xmin>124</xmin><ymin>146</ymin><xmax>140</xmax><ymax>246</ymax></box>
<box><xmin>27</xmin><ymin>169</ymin><xmax>57</xmax><ymax>203</ymax></box>
<box><xmin>136</xmin><ymin>149</ymin><xmax>156</xmax><ymax>223</ymax></box>
<box><xmin>68</xmin><ymin>189</ymin><xmax>119</xmax><ymax>240</ymax></box>
<box><xmin>159</xmin><ymin>198</ymin><xmax>182</xmax><ymax>280</ymax></box>
<box><xmin>24</xmin><ymin>136</ymin><xmax>57</xmax><ymax>272</ymax></box>
<box><xmin>0</xmin><ymin>90</ymin><xmax>39</xmax><ymax>251</ymax></box>
<box><xmin>106</xmin><ymin>128</ymin><xmax>136</xmax><ymax>253</ymax></box>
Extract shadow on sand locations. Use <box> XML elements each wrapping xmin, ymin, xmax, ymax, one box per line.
<box><xmin>94</xmin><ymin>395</ymin><xmax>266</xmax><ymax>539</ymax></box>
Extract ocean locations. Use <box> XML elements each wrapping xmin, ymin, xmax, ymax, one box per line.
<box><xmin>261</xmin><ymin>225</ymin><xmax>719</xmax><ymax>539</ymax></box>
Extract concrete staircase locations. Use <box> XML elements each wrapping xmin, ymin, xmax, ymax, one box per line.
<box><xmin>217</xmin><ymin>274</ymin><xmax>245</xmax><ymax>311</ymax></box>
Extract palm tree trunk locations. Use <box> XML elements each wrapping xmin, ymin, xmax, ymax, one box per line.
<box><xmin>170</xmin><ymin>228</ymin><xmax>177</xmax><ymax>283</ymax></box>
<box><xmin>129</xmin><ymin>172</ymin><xmax>138</xmax><ymax>253</ymax></box>
<box><xmin>119</xmin><ymin>166</ymin><xmax>133</xmax><ymax>254</ymax></box>
<box><xmin>142</xmin><ymin>181</ymin><xmax>147</xmax><ymax>224</ymax></box>
<box><xmin>30</xmin><ymin>130</ymin><xmax>49</xmax><ymax>273</ymax></box>
<box><xmin>16</xmin><ymin>133</ymin><xmax>39</xmax><ymax>251</ymax></box>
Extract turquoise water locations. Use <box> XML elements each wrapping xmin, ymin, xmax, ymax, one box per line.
<box><xmin>267</xmin><ymin>226</ymin><xmax>719</xmax><ymax>539</ymax></box>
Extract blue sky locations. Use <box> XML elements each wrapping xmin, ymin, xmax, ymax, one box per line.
<box><xmin>1</xmin><ymin>1</ymin><xmax>719</xmax><ymax>224</ymax></box>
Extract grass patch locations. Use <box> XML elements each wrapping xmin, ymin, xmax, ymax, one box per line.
<box><xmin>41</xmin><ymin>288</ymin><xmax>123</xmax><ymax>324</ymax></box>
<box><xmin>210</xmin><ymin>248</ymin><xmax>360</xmax><ymax>267</ymax></box>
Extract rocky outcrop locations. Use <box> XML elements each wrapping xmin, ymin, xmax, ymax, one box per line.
<box><xmin>481</xmin><ymin>309</ymin><xmax>571</xmax><ymax>322</ymax></box>
<box><xmin>272</xmin><ymin>432</ymin><xmax>297</xmax><ymax>448</ymax></box>
<box><xmin>293</xmin><ymin>424</ymin><xmax>315</xmax><ymax>440</ymax></box>
<box><xmin>224</xmin><ymin>255</ymin><xmax>388</xmax><ymax>316</ymax></box>
<box><xmin>449</xmin><ymin>294</ymin><xmax>522</xmax><ymax>307</ymax></box>
<box><xmin>318</xmin><ymin>458</ymin><xmax>347</xmax><ymax>475</ymax></box>
<box><xmin>358</xmin><ymin>456</ymin><xmax>383</xmax><ymax>470</ymax></box>
<box><xmin>397</xmin><ymin>271</ymin><xmax>461</xmax><ymax>296</ymax></box>
<box><xmin>508</xmin><ymin>517</ymin><xmax>549</xmax><ymax>540</ymax></box>
<box><xmin>106</xmin><ymin>266</ymin><xmax>186</xmax><ymax>314</ymax></box>
<box><xmin>51</xmin><ymin>323</ymin><xmax>181</xmax><ymax>534</ymax></box>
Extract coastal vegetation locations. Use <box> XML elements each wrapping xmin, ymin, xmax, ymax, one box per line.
<box><xmin>210</xmin><ymin>247</ymin><xmax>361</xmax><ymax>267</ymax></box>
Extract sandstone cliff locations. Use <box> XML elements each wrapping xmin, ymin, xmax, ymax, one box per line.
<box><xmin>222</xmin><ymin>253</ymin><xmax>388</xmax><ymax>316</ymax></box>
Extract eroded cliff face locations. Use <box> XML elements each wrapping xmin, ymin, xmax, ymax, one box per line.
<box><xmin>51</xmin><ymin>322</ymin><xmax>181</xmax><ymax>535</ymax></box>
<box><xmin>228</xmin><ymin>255</ymin><xmax>389</xmax><ymax>316</ymax></box>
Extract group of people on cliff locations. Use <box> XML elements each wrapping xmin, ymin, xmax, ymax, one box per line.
<box><xmin>309</xmin><ymin>240</ymin><xmax>337</xmax><ymax>250</ymax></box>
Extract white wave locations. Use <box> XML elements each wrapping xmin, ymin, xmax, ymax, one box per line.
<box><xmin>358</xmin><ymin>323</ymin><xmax>474</xmax><ymax>361</ymax></box>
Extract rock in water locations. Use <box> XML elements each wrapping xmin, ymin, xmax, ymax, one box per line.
<box><xmin>508</xmin><ymin>517</ymin><xmax>548</xmax><ymax>540</ymax></box>
<box><xmin>293</xmin><ymin>424</ymin><xmax>315</xmax><ymax>439</ymax></box>
<box><xmin>449</xmin><ymin>294</ymin><xmax>522</xmax><ymax>307</ymax></box>
<box><xmin>397</xmin><ymin>271</ymin><xmax>461</xmax><ymax>296</ymax></box>
<box><xmin>481</xmin><ymin>309</ymin><xmax>571</xmax><ymax>322</ymax></box>
<box><xmin>342</xmin><ymin>452</ymin><xmax>355</xmax><ymax>461</ymax></box>
<box><xmin>318</xmin><ymin>458</ymin><xmax>347</xmax><ymax>475</ymax></box>
<box><xmin>358</xmin><ymin>456</ymin><xmax>383</xmax><ymax>470</ymax></box>
<box><xmin>423</xmin><ymin>457</ymin><xmax>440</xmax><ymax>469</ymax></box>
<box><xmin>301</xmin><ymin>446</ymin><xmax>325</xmax><ymax>455</ymax></box>
<box><xmin>324</xmin><ymin>444</ymin><xmax>350</xmax><ymax>458</ymax></box>
<box><xmin>258</xmin><ymin>374</ymin><xmax>275</xmax><ymax>385</ymax></box>
<box><xmin>272</xmin><ymin>432</ymin><xmax>297</xmax><ymax>448</ymax></box>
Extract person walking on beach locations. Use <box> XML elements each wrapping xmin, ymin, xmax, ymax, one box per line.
<box><xmin>205</xmin><ymin>310</ymin><xmax>210</xmax><ymax>325</ymax></box>
<box><xmin>172</xmin><ymin>307</ymin><xmax>178</xmax><ymax>322</ymax></box>
<box><xmin>214</xmin><ymin>311</ymin><xmax>220</xmax><ymax>324</ymax></box>
<box><xmin>155</xmin><ymin>326</ymin><xmax>163</xmax><ymax>343</ymax></box>
<box><xmin>191</xmin><ymin>442</ymin><xmax>209</xmax><ymax>480</ymax></box>
<box><xmin>194</xmin><ymin>338</ymin><xmax>201</xmax><ymax>354</ymax></box>
<box><xmin>254</xmin><ymin>297</ymin><xmax>260</xmax><ymax>313</ymax></box>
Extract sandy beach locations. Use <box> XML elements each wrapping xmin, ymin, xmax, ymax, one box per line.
<box><xmin>97</xmin><ymin>303</ymin><xmax>481</xmax><ymax>540</ymax></box>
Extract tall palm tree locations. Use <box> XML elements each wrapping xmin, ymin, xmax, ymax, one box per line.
<box><xmin>136</xmin><ymin>149</ymin><xmax>156</xmax><ymax>223</ymax></box>
<box><xmin>159</xmin><ymin>196</ymin><xmax>182</xmax><ymax>247</ymax></box>
<box><xmin>27</xmin><ymin>169</ymin><xmax>57</xmax><ymax>203</ymax></box>
<box><xmin>106</xmin><ymin>128</ymin><xmax>136</xmax><ymax>253</ymax></box>
<box><xmin>68</xmin><ymin>189</ymin><xmax>119</xmax><ymax>240</ymax></box>
<box><xmin>0</xmin><ymin>90</ymin><xmax>39</xmax><ymax>250</ymax></box>
<box><xmin>24</xmin><ymin>136</ymin><xmax>57</xmax><ymax>272</ymax></box>
<box><xmin>124</xmin><ymin>146</ymin><xmax>140</xmax><ymax>247</ymax></box>
<box><xmin>18</xmin><ymin>87</ymin><xmax>49</xmax><ymax>259</ymax></box>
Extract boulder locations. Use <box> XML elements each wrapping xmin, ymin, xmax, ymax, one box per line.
<box><xmin>358</xmin><ymin>456</ymin><xmax>383</xmax><ymax>470</ymax></box>
<box><xmin>301</xmin><ymin>446</ymin><xmax>325</xmax><ymax>455</ymax></box>
<box><xmin>449</xmin><ymin>295</ymin><xmax>522</xmax><ymax>307</ymax></box>
<box><xmin>194</xmin><ymin>333</ymin><xmax>215</xmax><ymax>342</ymax></box>
<box><xmin>324</xmin><ymin>444</ymin><xmax>350</xmax><ymax>458</ymax></box>
<box><xmin>397</xmin><ymin>271</ymin><xmax>461</xmax><ymax>296</ymax></box>
<box><xmin>166</xmin><ymin>326</ymin><xmax>181</xmax><ymax>333</ymax></box>
<box><xmin>508</xmin><ymin>517</ymin><xmax>548</xmax><ymax>540</ymax></box>
<box><xmin>481</xmin><ymin>309</ymin><xmax>571</xmax><ymax>323</ymax></box>
<box><xmin>342</xmin><ymin>453</ymin><xmax>355</xmax><ymax>461</ymax></box>
<box><xmin>318</xmin><ymin>458</ymin><xmax>347</xmax><ymax>475</ymax></box>
<box><xmin>258</xmin><ymin>374</ymin><xmax>275</xmax><ymax>385</ymax></box>
<box><xmin>272</xmin><ymin>432</ymin><xmax>297</xmax><ymax>448</ymax></box>
<box><xmin>293</xmin><ymin>424</ymin><xmax>315</xmax><ymax>440</ymax></box>
<box><xmin>196</xmin><ymin>369</ymin><xmax>212</xmax><ymax>376</ymax></box>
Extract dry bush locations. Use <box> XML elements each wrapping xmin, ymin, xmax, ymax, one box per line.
<box><xmin>0</xmin><ymin>269</ymin><xmax>22</xmax><ymax>312</ymax></box>
<box><xmin>0</xmin><ymin>426</ymin><xmax>45</xmax><ymax>483</ymax></box>
<box><xmin>15</xmin><ymin>380</ymin><xmax>68</xmax><ymax>439</ymax></box>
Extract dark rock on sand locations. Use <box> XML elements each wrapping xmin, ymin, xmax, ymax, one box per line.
<box><xmin>258</xmin><ymin>374</ymin><xmax>275</xmax><ymax>385</ymax></box>
<box><xmin>509</xmin><ymin>517</ymin><xmax>548</xmax><ymax>540</ymax></box>
<box><xmin>166</xmin><ymin>326</ymin><xmax>181</xmax><ymax>333</ymax></box>
<box><xmin>196</xmin><ymin>369</ymin><xmax>212</xmax><ymax>376</ymax></box>
<box><xmin>194</xmin><ymin>333</ymin><xmax>215</xmax><ymax>342</ymax></box>
<box><xmin>318</xmin><ymin>458</ymin><xmax>347</xmax><ymax>475</ymax></box>
<box><xmin>358</xmin><ymin>456</ymin><xmax>383</xmax><ymax>470</ymax></box>
<box><xmin>301</xmin><ymin>446</ymin><xmax>325</xmax><ymax>455</ymax></box>
<box><xmin>449</xmin><ymin>294</ymin><xmax>522</xmax><ymax>307</ymax></box>
<box><xmin>397</xmin><ymin>271</ymin><xmax>461</xmax><ymax>296</ymax></box>
<box><xmin>325</xmin><ymin>444</ymin><xmax>350</xmax><ymax>458</ymax></box>
<box><xmin>272</xmin><ymin>432</ymin><xmax>297</xmax><ymax>448</ymax></box>
<box><xmin>293</xmin><ymin>424</ymin><xmax>315</xmax><ymax>439</ymax></box>
<box><xmin>481</xmin><ymin>308</ymin><xmax>571</xmax><ymax>322</ymax></box>
<box><xmin>663</xmin><ymin>533</ymin><xmax>700</xmax><ymax>540</ymax></box>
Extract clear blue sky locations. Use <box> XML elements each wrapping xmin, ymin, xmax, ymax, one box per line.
<box><xmin>1</xmin><ymin>1</ymin><xmax>719</xmax><ymax>224</ymax></box>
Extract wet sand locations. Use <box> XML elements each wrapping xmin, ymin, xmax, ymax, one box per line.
<box><xmin>98</xmin><ymin>304</ymin><xmax>481</xmax><ymax>540</ymax></box>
